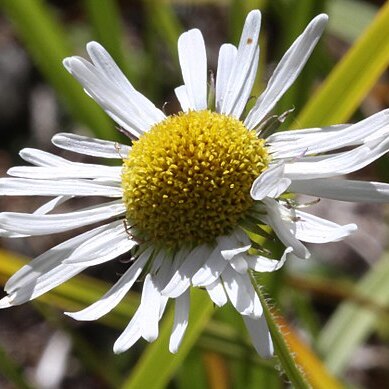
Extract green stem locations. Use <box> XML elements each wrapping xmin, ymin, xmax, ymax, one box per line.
<box><xmin>250</xmin><ymin>272</ymin><xmax>310</xmax><ymax>389</ymax></box>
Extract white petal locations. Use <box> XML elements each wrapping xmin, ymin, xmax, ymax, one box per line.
<box><xmin>169</xmin><ymin>289</ymin><xmax>190</xmax><ymax>353</ymax></box>
<box><xmin>290</xmin><ymin>178</ymin><xmax>389</xmax><ymax>203</ymax></box>
<box><xmin>191</xmin><ymin>247</ymin><xmax>227</xmax><ymax>287</ymax></box>
<box><xmin>245</xmin><ymin>247</ymin><xmax>292</xmax><ymax>272</ymax></box>
<box><xmin>261</xmin><ymin>198</ymin><xmax>310</xmax><ymax>259</ymax></box>
<box><xmin>3</xmin><ymin>223</ymin><xmax>111</xmax><ymax>294</ymax></box>
<box><xmin>139</xmin><ymin>274</ymin><xmax>162</xmax><ymax>342</ymax></box>
<box><xmin>162</xmin><ymin>244</ymin><xmax>210</xmax><ymax>298</ymax></box>
<box><xmin>7</xmin><ymin>165</ymin><xmax>121</xmax><ymax>180</ymax></box>
<box><xmin>221</xmin><ymin>266</ymin><xmax>254</xmax><ymax>316</ymax></box>
<box><xmin>0</xmin><ymin>177</ymin><xmax>122</xmax><ymax>197</ymax></box>
<box><xmin>268</xmin><ymin>109</ymin><xmax>389</xmax><ymax>158</ymax></box>
<box><xmin>3</xmin><ymin>264</ymin><xmax>87</xmax><ymax>306</ymax></box>
<box><xmin>206</xmin><ymin>278</ymin><xmax>228</xmax><ymax>307</ymax></box>
<box><xmin>65</xmin><ymin>249</ymin><xmax>151</xmax><ymax>321</ymax></box>
<box><xmin>11</xmin><ymin>150</ymin><xmax>117</xmax><ymax>173</ymax></box>
<box><xmin>284</xmin><ymin>136</ymin><xmax>389</xmax><ymax>180</ymax></box>
<box><xmin>243</xmin><ymin>316</ymin><xmax>274</xmax><ymax>358</ymax></box>
<box><xmin>245</xmin><ymin>14</ymin><xmax>328</xmax><ymax>129</ymax></box>
<box><xmin>229</xmin><ymin>47</ymin><xmax>259</xmax><ymax>118</ymax></box>
<box><xmin>19</xmin><ymin>148</ymin><xmax>71</xmax><ymax>167</ymax></box>
<box><xmin>52</xmin><ymin>132</ymin><xmax>131</xmax><ymax>158</ymax></box>
<box><xmin>293</xmin><ymin>210</ymin><xmax>357</xmax><ymax>243</ymax></box>
<box><xmin>178</xmin><ymin>29</ymin><xmax>207</xmax><ymax>110</ymax></box>
<box><xmin>221</xmin><ymin>243</ymin><xmax>251</xmax><ymax>261</ymax></box>
<box><xmin>64</xmin><ymin>222</ymin><xmax>137</xmax><ymax>266</ymax></box>
<box><xmin>220</xmin><ymin>10</ymin><xmax>261</xmax><ymax>117</ymax></box>
<box><xmin>174</xmin><ymin>85</ymin><xmax>190</xmax><ymax>112</ymax></box>
<box><xmin>266</xmin><ymin>124</ymin><xmax>347</xmax><ymax>144</ymax></box>
<box><xmin>0</xmin><ymin>200</ymin><xmax>125</xmax><ymax>237</ymax></box>
<box><xmin>64</xmin><ymin>57</ymin><xmax>151</xmax><ymax>138</ymax></box>
<box><xmin>191</xmin><ymin>233</ymin><xmax>244</xmax><ymax>287</ymax></box>
<box><xmin>113</xmin><ymin>309</ymin><xmax>142</xmax><ymax>354</ymax></box>
<box><xmin>250</xmin><ymin>163</ymin><xmax>291</xmax><ymax>200</ymax></box>
<box><xmin>215</xmin><ymin>44</ymin><xmax>237</xmax><ymax>112</ymax></box>
<box><xmin>86</xmin><ymin>41</ymin><xmax>165</xmax><ymax>126</ymax></box>
<box><xmin>0</xmin><ymin>296</ymin><xmax>12</xmax><ymax>308</ymax></box>
<box><xmin>229</xmin><ymin>255</ymin><xmax>249</xmax><ymax>273</ymax></box>
<box><xmin>153</xmin><ymin>251</ymin><xmax>178</xmax><ymax>291</ymax></box>
<box><xmin>33</xmin><ymin>196</ymin><xmax>72</xmax><ymax>215</ymax></box>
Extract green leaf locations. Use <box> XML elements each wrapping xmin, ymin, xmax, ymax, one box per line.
<box><xmin>1</xmin><ymin>0</ymin><xmax>115</xmax><ymax>139</ymax></box>
<box><xmin>120</xmin><ymin>289</ymin><xmax>214</xmax><ymax>389</ymax></box>
<box><xmin>296</xmin><ymin>1</ymin><xmax>389</xmax><ymax>127</ymax></box>
<box><xmin>317</xmin><ymin>253</ymin><xmax>389</xmax><ymax>374</ymax></box>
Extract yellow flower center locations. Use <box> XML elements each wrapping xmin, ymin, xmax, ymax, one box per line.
<box><xmin>121</xmin><ymin>110</ymin><xmax>269</xmax><ymax>248</ymax></box>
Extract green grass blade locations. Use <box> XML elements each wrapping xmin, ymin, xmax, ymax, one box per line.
<box><xmin>175</xmin><ymin>349</ymin><xmax>208</xmax><ymax>389</ymax></box>
<box><xmin>84</xmin><ymin>0</ymin><xmax>123</xmax><ymax>62</ymax></box>
<box><xmin>120</xmin><ymin>289</ymin><xmax>214</xmax><ymax>389</ymax></box>
<box><xmin>317</xmin><ymin>253</ymin><xmax>389</xmax><ymax>374</ymax></box>
<box><xmin>327</xmin><ymin>0</ymin><xmax>377</xmax><ymax>43</ymax></box>
<box><xmin>296</xmin><ymin>1</ymin><xmax>389</xmax><ymax>127</ymax></box>
<box><xmin>143</xmin><ymin>0</ymin><xmax>183</xmax><ymax>62</ymax></box>
<box><xmin>84</xmin><ymin>0</ymin><xmax>135</xmax><ymax>80</ymax></box>
<box><xmin>274</xmin><ymin>0</ymin><xmax>328</xmax><ymax>116</ymax></box>
<box><xmin>1</xmin><ymin>0</ymin><xmax>115</xmax><ymax>139</ymax></box>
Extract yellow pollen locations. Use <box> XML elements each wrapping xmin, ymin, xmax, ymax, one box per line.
<box><xmin>121</xmin><ymin>110</ymin><xmax>269</xmax><ymax>247</ymax></box>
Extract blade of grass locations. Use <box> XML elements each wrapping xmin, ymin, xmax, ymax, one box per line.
<box><xmin>1</xmin><ymin>0</ymin><xmax>115</xmax><ymax>139</ymax></box>
<box><xmin>84</xmin><ymin>0</ymin><xmax>136</xmax><ymax>81</ymax></box>
<box><xmin>202</xmin><ymin>351</ymin><xmax>230</xmax><ymax>389</ymax></box>
<box><xmin>84</xmin><ymin>0</ymin><xmax>123</xmax><ymax>64</ymax></box>
<box><xmin>317</xmin><ymin>253</ymin><xmax>389</xmax><ymax>374</ymax></box>
<box><xmin>273</xmin><ymin>0</ymin><xmax>328</xmax><ymax>116</ymax></box>
<box><xmin>120</xmin><ymin>289</ymin><xmax>214</xmax><ymax>389</ymax></box>
<box><xmin>176</xmin><ymin>349</ymin><xmax>208</xmax><ymax>389</ymax></box>
<box><xmin>327</xmin><ymin>0</ymin><xmax>377</xmax><ymax>44</ymax></box>
<box><xmin>286</xmin><ymin>273</ymin><xmax>389</xmax><ymax>317</ymax></box>
<box><xmin>143</xmin><ymin>0</ymin><xmax>183</xmax><ymax>62</ymax></box>
<box><xmin>295</xmin><ymin>1</ymin><xmax>389</xmax><ymax>127</ymax></box>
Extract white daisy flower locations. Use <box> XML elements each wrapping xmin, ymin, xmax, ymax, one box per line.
<box><xmin>1</xmin><ymin>10</ymin><xmax>389</xmax><ymax>358</ymax></box>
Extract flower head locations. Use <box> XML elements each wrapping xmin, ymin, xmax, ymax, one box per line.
<box><xmin>1</xmin><ymin>10</ymin><xmax>389</xmax><ymax>358</ymax></box>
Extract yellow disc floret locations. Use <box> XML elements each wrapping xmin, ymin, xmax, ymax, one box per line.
<box><xmin>121</xmin><ymin>110</ymin><xmax>269</xmax><ymax>247</ymax></box>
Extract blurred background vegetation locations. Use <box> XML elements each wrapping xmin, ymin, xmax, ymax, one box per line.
<box><xmin>0</xmin><ymin>0</ymin><xmax>389</xmax><ymax>388</ymax></box>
